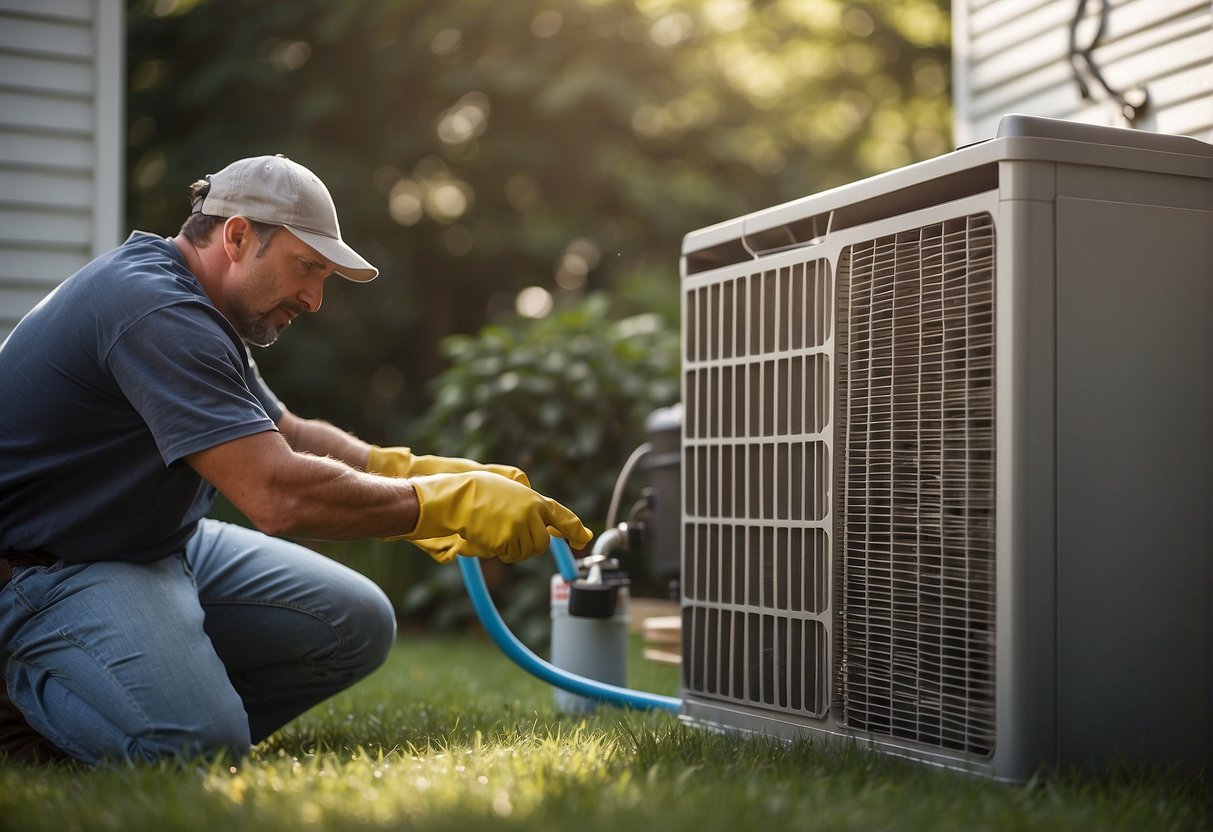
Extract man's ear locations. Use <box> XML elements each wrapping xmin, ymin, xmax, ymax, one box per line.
<box><xmin>222</xmin><ymin>216</ymin><xmax>252</xmax><ymax>262</ymax></box>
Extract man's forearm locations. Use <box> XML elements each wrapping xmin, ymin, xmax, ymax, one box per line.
<box><xmin>266</xmin><ymin>452</ymin><xmax>419</xmax><ymax>540</ymax></box>
<box><xmin>187</xmin><ymin>430</ymin><xmax>415</xmax><ymax>540</ymax></box>
<box><xmin>278</xmin><ymin>411</ymin><xmax>371</xmax><ymax>469</ymax></box>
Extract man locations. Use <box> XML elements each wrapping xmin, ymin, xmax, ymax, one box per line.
<box><xmin>0</xmin><ymin>155</ymin><xmax>592</xmax><ymax>765</ymax></box>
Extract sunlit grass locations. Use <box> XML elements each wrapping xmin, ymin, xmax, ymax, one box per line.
<box><xmin>2</xmin><ymin>636</ymin><xmax>1207</xmax><ymax>832</ymax></box>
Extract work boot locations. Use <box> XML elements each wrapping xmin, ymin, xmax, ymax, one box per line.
<box><xmin>0</xmin><ymin>684</ymin><xmax>62</xmax><ymax>764</ymax></box>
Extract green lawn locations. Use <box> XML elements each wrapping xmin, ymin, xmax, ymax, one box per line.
<box><xmin>1</xmin><ymin>635</ymin><xmax>1206</xmax><ymax>831</ymax></box>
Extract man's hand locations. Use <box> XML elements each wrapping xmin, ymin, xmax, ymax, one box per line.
<box><xmin>367</xmin><ymin>445</ymin><xmax>539</xmax><ymax>564</ymax></box>
<box><xmin>405</xmin><ymin>472</ymin><xmax>592</xmax><ymax>563</ymax></box>
<box><xmin>367</xmin><ymin>445</ymin><xmax>529</xmax><ymax>486</ymax></box>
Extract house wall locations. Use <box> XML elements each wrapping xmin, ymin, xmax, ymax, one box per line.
<box><xmin>0</xmin><ymin>0</ymin><xmax>123</xmax><ymax>341</ymax></box>
<box><xmin>952</xmin><ymin>0</ymin><xmax>1213</xmax><ymax>145</ymax></box>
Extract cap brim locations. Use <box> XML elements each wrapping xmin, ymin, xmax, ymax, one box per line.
<box><xmin>285</xmin><ymin>226</ymin><xmax>379</xmax><ymax>282</ymax></box>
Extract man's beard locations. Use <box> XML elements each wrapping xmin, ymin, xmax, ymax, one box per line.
<box><xmin>243</xmin><ymin>316</ymin><xmax>278</xmax><ymax>348</ymax></box>
<box><xmin>241</xmin><ymin>302</ymin><xmax>303</xmax><ymax>348</ymax></box>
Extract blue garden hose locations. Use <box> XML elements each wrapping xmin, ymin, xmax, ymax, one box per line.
<box><xmin>548</xmin><ymin>535</ymin><xmax>579</xmax><ymax>583</ymax></box>
<box><xmin>457</xmin><ymin>538</ymin><xmax>682</xmax><ymax>714</ymax></box>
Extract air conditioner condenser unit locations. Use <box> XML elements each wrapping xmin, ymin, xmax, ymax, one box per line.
<box><xmin>677</xmin><ymin>114</ymin><xmax>1213</xmax><ymax>780</ymax></box>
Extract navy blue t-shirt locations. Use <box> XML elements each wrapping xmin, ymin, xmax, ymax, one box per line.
<box><xmin>0</xmin><ymin>232</ymin><xmax>283</xmax><ymax>562</ymax></box>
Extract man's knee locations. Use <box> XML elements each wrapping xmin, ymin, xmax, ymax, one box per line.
<box><xmin>123</xmin><ymin>698</ymin><xmax>251</xmax><ymax>764</ymax></box>
<box><xmin>350</xmin><ymin>582</ymin><xmax>396</xmax><ymax>674</ymax></box>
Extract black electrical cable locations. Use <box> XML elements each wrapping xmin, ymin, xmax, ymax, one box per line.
<box><xmin>1067</xmin><ymin>0</ymin><xmax>1148</xmax><ymax>124</ymax></box>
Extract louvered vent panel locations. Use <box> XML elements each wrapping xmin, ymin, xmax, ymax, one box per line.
<box><xmin>834</xmin><ymin>214</ymin><xmax>997</xmax><ymax>756</ymax></box>
<box><xmin>682</xmin><ymin>260</ymin><xmax>834</xmax><ymax>718</ymax></box>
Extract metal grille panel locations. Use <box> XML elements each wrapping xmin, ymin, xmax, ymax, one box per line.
<box><xmin>835</xmin><ymin>214</ymin><xmax>997</xmax><ymax>755</ymax></box>
<box><xmin>682</xmin><ymin>213</ymin><xmax>996</xmax><ymax>756</ymax></box>
<box><xmin>682</xmin><ymin>260</ymin><xmax>833</xmax><ymax>718</ymax></box>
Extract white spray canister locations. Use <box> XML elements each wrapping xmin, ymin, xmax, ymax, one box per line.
<box><xmin>549</xmin><ymin>561</ymin><xmax>630</xmax><ymax>714</ymax></box>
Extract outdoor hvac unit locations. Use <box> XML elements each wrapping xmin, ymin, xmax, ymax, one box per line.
<box><xmin>677</xmin><ymin>114</ymin><xmax>1213</xmax><ymax>780</ymax></box>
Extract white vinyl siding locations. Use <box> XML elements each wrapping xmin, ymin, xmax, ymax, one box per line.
<box><xmin>953</xmin><ymin>0</ymin><xmax>1213</xmax><ymax>145</ymax></box>
<box><xmin>0</xmin><ymin>0</ymin><xmax>123</xmax><ymax>341</ymax></box>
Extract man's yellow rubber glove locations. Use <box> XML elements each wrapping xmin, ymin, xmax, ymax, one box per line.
<box><xmin>367</xmin><ymin>445</ymin><xmax>529</xmax><ymax>487</ymax></box>
<box><xmin>406</xmin><ymin>472</ymin><xmax>592</xmax><ymax>564</ymax></box>
<box><xmin>404</xmin><ymin>533</ymin><xmax>490</xmax><ymax>564</ymax></box>
<box><xmin>367</xmin><ymin>446</ymin><xmax>534</xmax><ymax>563</ymax></box>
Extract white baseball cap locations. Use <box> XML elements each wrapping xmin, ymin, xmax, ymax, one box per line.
<box><xmin>192</xmin><ymin>154</ymin><xmax>378</xmax><ymax>282</ymax></box>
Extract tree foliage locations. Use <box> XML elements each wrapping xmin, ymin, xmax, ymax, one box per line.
<box><xmin>126</xmin><ymin>0</ymin><xmax>951</xmax><ymax>441</ymax></box>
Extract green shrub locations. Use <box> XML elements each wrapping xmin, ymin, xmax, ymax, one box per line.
<box><xmin>417</xmin><ymin>293</ymin><xmax>678</xmax><ymax>523</ymax></box>
<box><xmin>401</xmin><ymin>293</ymin><xmax>679</xmax><ymax>643</ymax></box>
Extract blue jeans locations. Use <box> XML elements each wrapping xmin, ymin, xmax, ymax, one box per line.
<box><xmin>0</xmin><ymin>519</ymin><xmax>396</xmax><ymax>764</ymax></box>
